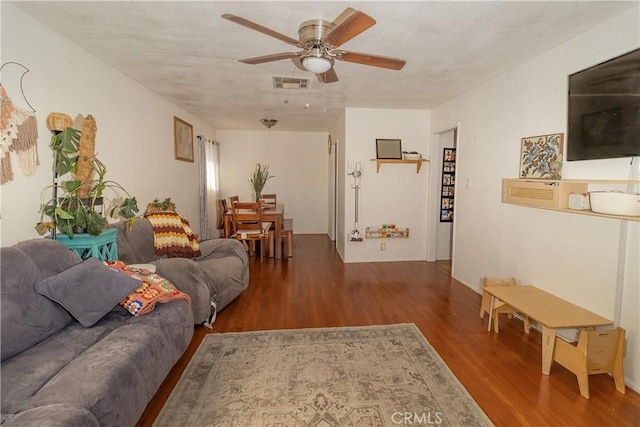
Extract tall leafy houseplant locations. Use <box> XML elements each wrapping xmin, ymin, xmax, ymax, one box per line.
<box><xmin>39</xmin><ymin>124</ymin><xmax>139</xmax><ymax>238</ymax></box>
<box><xmin>249</xmin><ymin>163</ymin><xmax>274</xmax><ymax>201</ymax></box>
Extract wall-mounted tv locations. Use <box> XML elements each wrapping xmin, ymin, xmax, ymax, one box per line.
<box><xmin>567</xmin><ymin>48</ymin><xmax>640</xmax><ymax>161</ymax></box>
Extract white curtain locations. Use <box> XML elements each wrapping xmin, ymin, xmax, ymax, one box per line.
<box><xmin>198</xmin><ymin>136</ymin><xmax>220</xmax><ymax>240</ymax></box>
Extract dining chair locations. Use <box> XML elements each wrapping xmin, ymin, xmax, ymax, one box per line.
<box><xmin>553</xmin><ymin>327</ymin><xmax>626</xmax><ymax>399</ymax></box>
<box><xmin>216</xmin><ymin>198</ymin><xmax>228</xmax><ymax>235</ymax></box>
<box><xmin>267</xmin><ymin>218</ymin><xmax>293</xmax><ymax>258</ymax></box>
<box><xmin>229</xmin><ymin>195</ymin><xmax>239</xmax><ymax>206</ymax></box>
<box><xmin>479</xmin><ymin>277</ymin><xmax>530</xmax><ymax>333</ymax></box>
<box><xmin>230</xmin><ymin>201</ymin><xmax>272</xmax><ymax>262</ymax></box>
<box><xmin>261</xmin><ymin>194</ymin><xmax>277</xmax><ymax>208</ymax></box>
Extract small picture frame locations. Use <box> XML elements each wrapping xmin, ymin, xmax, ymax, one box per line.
<box><xmin>174</xmin><ymin>116</ymin><xmax>194</xmax><ymax>162</ymax></box>
<box><xmin>376</xmin><ymin>139</ymin><xmax>402</xmax><ymax>159</ymax></box>
<box><xmin>519</xmin><ymin>133</ymin><xmax>563</xmax><ymax>179</ymax></box>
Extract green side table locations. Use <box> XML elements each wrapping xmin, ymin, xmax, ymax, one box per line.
<box><xmin>49</xmin><ymin>228</ymin><xmax>118</xmax><ymax>261</ymax></box>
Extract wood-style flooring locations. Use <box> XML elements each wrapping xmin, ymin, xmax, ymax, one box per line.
<box><xmin>137</xmin><ymin>234</ymin><xmax>640</xmax><ymax>427</ymax></box>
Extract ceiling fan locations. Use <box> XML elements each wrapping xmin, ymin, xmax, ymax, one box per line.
<box><xmin>221</xmin><ymin>7</ymin><xmax>406</xmax><ymax>83</ymax></box>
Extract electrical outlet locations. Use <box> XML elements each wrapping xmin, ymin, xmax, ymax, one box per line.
<box><xmin>380</xmin><ymin>242</ymin><xmax>386</xmax><ymax>251</ymax></box>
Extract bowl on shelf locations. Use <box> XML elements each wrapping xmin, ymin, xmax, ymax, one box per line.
<box><xmin>589</xmin><ymin>191</ymin><xmax>640</xmax><ymax>216</ymax></box>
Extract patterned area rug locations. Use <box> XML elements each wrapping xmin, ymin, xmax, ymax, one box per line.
<box><xmin>154</xmin><ymin>324</ymin><xmax>492</xmax><ymax>427</ymax></box>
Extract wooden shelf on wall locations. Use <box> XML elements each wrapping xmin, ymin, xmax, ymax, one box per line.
<box><xmin>365</xmin><ymin>226</ymin><xmax>410</xmax><ymax>238</ymax></box>
<box><xmin>371</xmin><ymin>159</ymin><xmax>429</xmax><ymax>173</ymax></box>
<box><xmin>502</xmin><ymin>178</ymin><xmax>640</xmax><ymax>222</ymax></box>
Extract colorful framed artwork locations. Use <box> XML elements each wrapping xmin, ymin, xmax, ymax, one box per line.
<box><xmin>519</xmin><ymin>133</ymin><xmax>563</xmax><ymax>179</ymax></box>
<box><xmin>174</xmin><ymin>116</ymin><xmax>194</xmax><ymax>162</ymax></box>
<box><xmin>440</xmin><ymin>147</ymin><xmax>456</xmax><ymax>222</ymax></box>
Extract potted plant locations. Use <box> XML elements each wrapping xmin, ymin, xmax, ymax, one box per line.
<box><xmin>37</xmin><ymin>116</ymin><xmax>139</xmax><ymax>238</ymax></box>
<box><xmin>249</xmin><ymin>163</ymin><xmax>274</xmax><ymax>201</ymax></box>
<box><xmin>144</xmin><ymin>197</ymin><xmax>176</xmax><ymax>215</ymax></box>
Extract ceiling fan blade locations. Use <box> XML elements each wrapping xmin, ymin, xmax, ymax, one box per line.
<box><xmin>291</xmin><ymin>56</ymin><xmax>307</xmax><ymax>71</ymax></box>
<box><xmin>317</xmin><ymin>68</ymin><xmax>339</xmax><ymax>84</ymax></box>
<box><xmin>339</xmin><ymin>50</ymin><xmax>406</xmax><ymax>70</ymax></box>
<box><xmin>222</xmin><ymin>14</ymin><xmax>301</xmax><ymax>47</ymax></box>
<box><xmin>325</xmin><ymin>8</ymin><xmax>376</xmax><ymax>47</ymax></box>
<box><xmin>239</xmin><ymin>52</ymin><xmax>300</xmax><ymax>65</ymax></box>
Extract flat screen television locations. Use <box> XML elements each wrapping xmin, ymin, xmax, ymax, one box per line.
<box><xmin>567</xmin><ymin>48</ymin><xmax>640</xmax><ymax>161</ymax></box>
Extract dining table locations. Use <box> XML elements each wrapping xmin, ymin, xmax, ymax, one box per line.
<box><xmin>224</xmin><ymin>203</ymin><xmax>285</xmax><ymax>259</ymax></box>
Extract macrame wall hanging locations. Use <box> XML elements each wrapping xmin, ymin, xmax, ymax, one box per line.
<box><xmin>1</xmin><ymin>61</ymin><xmax>39</xmax><ymax>185</ymax></box>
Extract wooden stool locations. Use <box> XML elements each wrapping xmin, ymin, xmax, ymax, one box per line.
<box><xmin>553</xmin><ymin>327</ymin><xmax>626</xmax><ymax>399</ymax></box>
<box><xmin>268</xmin><ymin>218</ymin><xmax>293</xmax><ymax>258</ymax></box>
<box><xmin>480</xmin><ymin>277</ymin><xmax>530</xmax><ymax>333</ymax></box>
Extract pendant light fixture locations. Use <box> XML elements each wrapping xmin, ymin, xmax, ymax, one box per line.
<box><xmin>260</xmin><ymin>118</ymin><xmax>278</xmax><ymax>129</ymax></box>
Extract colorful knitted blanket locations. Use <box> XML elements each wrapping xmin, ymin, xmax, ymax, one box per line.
<box><xmin>105</xmin><ymin>261</ymin><xmax>191</xmax><ymax>317</ymax></box>
<box><xmin>145</xmin><ymin>211</ymin><xmax>201</xmax><ymax>258</ymax></box>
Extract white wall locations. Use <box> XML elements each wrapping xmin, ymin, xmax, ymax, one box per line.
<box><xmin>343</xmin><ymin>108</ymin><xmax>430</xmax><ymax>262</ymax></box>
<box><xmin>216</xmin><ymin>130</ymin><xmax>328</xmax><ymax>234</ymax></box>
<box><xmin>431</xmin><ymin>6</ymin><xmax>640</xmax><ymax>389</ymax></box>
<box><xmin>0</xmin><ymin>4</ymin><xmax>215</xmax><ymax>245</ymax></box>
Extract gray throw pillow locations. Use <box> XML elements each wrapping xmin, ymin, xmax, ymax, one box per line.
<box><xmin>35</xmin><ymin>257</ymin><xmax>141</xmax><ymax>327</ymax></box>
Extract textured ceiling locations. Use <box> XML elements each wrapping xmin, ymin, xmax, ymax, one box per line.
<box><xmin>10</xmin><ymin>1</ymin><xmax>637</xmax><ymax>131</ymax></box>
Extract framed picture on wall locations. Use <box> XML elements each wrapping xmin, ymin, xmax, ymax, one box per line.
<box><xmin>174</xmin><ymin>116</ymin><xmax>194</xmax><ymax>162</ymax></box>
<box><xmin>440</xmin><ymin>148</ymin><xmax>456</xmax><ymax>222</ymax></box>
<box><xmin>519</xmin><ymin>133</ymin><xmax>563</xmax><ymax>179</ymax></box>
<box><xmin>376</xmin><ymin>139</ymin><xmax>402</xmax><ymax>159</ymax></box>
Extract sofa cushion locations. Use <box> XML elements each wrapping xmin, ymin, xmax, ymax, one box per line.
<box><xmin>14</xmin><ymin>238</ymin><xmax>83</xmax><ymax>278</ymax></box>
<box><xmin>0</xmin><ymin>246</ymin><xmax>74</xmax><ymax>362</ymax></box>
<box><xmin>1</xmin><ymin>404</ymin><xmax>100</xmax><ymax>427</ymax></box>
<box><xmin>112</xmin><ymin>218</ymin><xmax>162</xmax><ymax>264</ymax></box>
<box><xmin>35</xmin><ymin>258</ymin><xmax>141</xmax><ymax>327</ymax></box>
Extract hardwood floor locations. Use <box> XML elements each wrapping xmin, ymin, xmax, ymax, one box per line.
<box><xmin>137</xmin><ymin>234</ymin><xmax>640</xmax><ymax>427</ymax></box>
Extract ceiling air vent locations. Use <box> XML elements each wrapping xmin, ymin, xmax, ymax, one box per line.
<box><xmin>273</xmin><ymin>77</ymin><xmax>310</xmax><ymax>89</ymax></box>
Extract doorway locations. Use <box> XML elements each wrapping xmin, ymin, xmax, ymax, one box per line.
<box><xmin>436</xmin><ymin>129</ymin><xmax>456</xmax><ymax>260</ymax></box>
<box><xmin>427</xmin><ymin>125</ymin><xmax>459</xmax><ymax>270</ymax></box>
<box><xmin>329</xmin><ymin>136</ymin><xmax>338</xmax><ymax>243</ymax></box>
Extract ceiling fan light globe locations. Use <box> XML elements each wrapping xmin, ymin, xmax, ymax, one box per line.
<box><xmin>302</xmin><ymin>56</ymin><xmax>333</xmax><ymax>74</ymax></box>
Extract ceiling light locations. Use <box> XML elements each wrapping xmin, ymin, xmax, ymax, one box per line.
<box><xmin>260</xmin><ymin>118</ymin><xmax>278</xmax><ymax>129</ymax></box>
<box><xmin>301</xmin><ymin>48</ymin><xmax>333</xmax><ymax>74</ymax></box>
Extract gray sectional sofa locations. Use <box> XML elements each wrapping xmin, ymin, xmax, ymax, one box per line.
<box><xmin>0</xmin><ymin>238</ymin><xmax>194</xmax><ymax>427</ymax></box>
<box><xmin>112</xmin><ymin>217</ymin><xmax>250</xmax><ymax>325</ymax></box>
